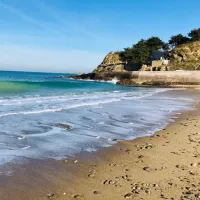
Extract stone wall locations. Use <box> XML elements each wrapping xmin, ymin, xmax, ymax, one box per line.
<box><xmin>93</xmin><ymin>71</ymin><xmax>200</xmax><ymax>86</ymax></box>
<box><xmin>135</xmin><ymin>71</ymin><xmax>200</xmax><ymax>85</ymax></box>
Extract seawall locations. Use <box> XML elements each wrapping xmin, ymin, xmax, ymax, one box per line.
<box><xmin>94</xmin><ymin>71</ymin><xmax>200</xmax><ymax>86</ymax></box>
<box><xmin>70</xmin><ymin>71</ymin><xmax>200</xmax><ymax>87</ymax></box>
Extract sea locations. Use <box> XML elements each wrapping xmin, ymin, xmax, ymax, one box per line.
<box><xmin>0</xmin><ymin>70</ymin><xmax>195</xmax><ymax>169</ymax></box>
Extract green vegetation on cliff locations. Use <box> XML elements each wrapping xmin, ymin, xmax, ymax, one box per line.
<box><xmin>169</xmin><ymin>34</ymin><xmax>190</xmax><ymax>48</ymax></box>
<box><xmin>169</xmin><ymin>28</ymin><xmax>200</xmax><ymax>48</ymax></box>
<box><xmin>120</xmin><ymin>37</ymin><xmax>167</xmax><ymax>66</ymax></box>
<box><xmin>188</xmin><ymin>28</ymin><xmax>200</xmax><ymax>42</ymax></box>
<box><xmin>120</xmin><ymin>28</ymin><xmax>200</xmax><ymax>67</ymax></box>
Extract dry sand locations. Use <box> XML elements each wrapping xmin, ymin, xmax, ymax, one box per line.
<box><xmin>0</xmin><ymin>93</ymin><xmax>200</xmax><ymax>200</ymax></box>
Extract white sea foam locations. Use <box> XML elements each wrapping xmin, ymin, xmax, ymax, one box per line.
<box><xmin>0</xmin><ymin>82</ymin><xmax>195</xmax><ymax>170</ymax></box>
<box><xmin>0</xmin><ymin>98</ymin><xmax>121</xmax><ymax>117</ymax></box>
<box><xmin>73</xmin><ymin>77</ymin><xmax>119</xmax><ymax>84</ymax></box>
<box><xmin>97</xmin><ymin>122</ymin><xmax>105</xmax><ymax>125</ymax></box>
<box><xmin>106</xmin><ymin>77</ymin><xmax>119</xmax><ymax>84</ymax></box>
<box><xmin>0</xmin><ymin>88</ymin><xmax>171</xmax><ymax>118</ymax></box>
<box><xmin>20</xmin><ymin>146</ymin><xmax>31</xmax><ymax>150</ymax></box>
<box><xmin>0</xmin><ymin>89</ymin><xmax>175</xmax><ymax>123</ymax></box>
<box><xmin>17</xmin><ymin>136</ymin><xmax>26</xmax><ymax>140</ymax></box>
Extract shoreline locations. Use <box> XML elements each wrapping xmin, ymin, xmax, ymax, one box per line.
<box><xmin>0</xmin><ymin>90</ymin><xmax>200</xmax><ymax>200</ymax></box>
<box><xmin>61</xmin><ymin>100</ymin><xmax>200</xmax><ymax>200</ymax></box>
<box><xmin>68</xmin><ymin>76</ymin><xmax>200</xmax><ymax>89</ymax></box>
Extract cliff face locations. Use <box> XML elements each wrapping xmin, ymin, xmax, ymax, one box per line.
<box><xmin>93</xmin><ymin>52</ymin><xmax>141</xmax><ymax>72</ymax></box>
<box><xmin>93</xmin><ymin>52</ymin><xmax>126</xmax><ymax>73</ymax></box>
<box><xmin>169</xmin><ymin>41</ymin><xmax>200</xmax><ymax>70</ymax></box>
<box><xmin>93</xmin><ymin>41</ymin><xmax>200</xmax><ymax>73</ymax></box>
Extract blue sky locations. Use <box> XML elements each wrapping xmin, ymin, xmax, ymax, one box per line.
<box><xmin>0</xmin><ymin>0</ymin><xmax>199</xmax><ymax>72</ymax></box>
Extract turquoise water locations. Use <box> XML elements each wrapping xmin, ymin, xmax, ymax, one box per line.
<box><xmin>0</xmin><ymin>71</ymin><xmax>121</xmax><ymax>95</ymax></box>
<box><xmin>0</xmin><ymin>70</ymin><xmax>194</xmax><ymax>171</ymax></box>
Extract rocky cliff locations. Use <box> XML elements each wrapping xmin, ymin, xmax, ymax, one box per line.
<box><xmin>93</xmin><ymin>52</ymin><xmax>125</xmax><ymax>73</ymax></box>
<box><xmin>169</xmin><ymin>41</ymin><xmax>200</xmax><ymax>70</ymax></box>
<box><xmin>93</xmin><ymin>41</ymin><xmax>200</xmax><ymax>73</ymax></box>
<box><xmin>70</xmin><ymin>41</ymin><xmax>200</xmax><ymax>87</ymax></box>
<box><xmin>93</xmin><ymin>52</ymin><xmax>141</xmax><ymax>73</ymax></box>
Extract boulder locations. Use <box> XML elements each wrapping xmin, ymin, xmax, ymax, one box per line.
<box><xmin>55</xmin><ymin>123</ymin><xmax>72</xmax><ymax>130</ymax></box>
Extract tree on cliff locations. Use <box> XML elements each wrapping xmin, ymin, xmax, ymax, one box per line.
<box><xmin>123</xmin><ymin>40</ymin><xmax>150</xmax><ymax>65</ymax></box>
<box><xmin>122</xmin><ymin>37</ymin><xmax>167</xmax><ymax>65</ymax></box>
<box><xmin>188</xmin><ymin>28</ymin><xmax>200</xmax><ymax>41</ymax></box>
<box><xmin>133</xmin><ymin>40</ymin><xmax>151</xmax><ymax>64</ymax></box>
<box><xmin>168</xmin><ymin>34</ymin><xmax>190</xmax><ymax>48</ymax></box>
<box><xmin>145</xmin><ymin>37</ymin><xmax>168</xmax><ymax>51</ymax></box>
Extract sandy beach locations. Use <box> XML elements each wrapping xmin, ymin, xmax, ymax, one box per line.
<box><xmin>59</xmin><ymin>100</ymin><xmax>200</xmax><ymax>200</ymax></box>
<box><xmin>0</xmin><ymin>90</ymin><xmax>199</xmax><ymax>200</ymax></box>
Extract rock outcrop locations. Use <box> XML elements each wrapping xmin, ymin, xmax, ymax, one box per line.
<box><xmin>93</xmin><ymin>52</ymin><xmax>142</xmax><ymax>73</ymax></box>
<box><xmin>93</xmin><ymin>41</ymin><xmax>200</xmax><ymax>73</ymax></box>
<box><xmin>93</xmin><ymin>52</ymin><xmax>125</xmax><ymax>73</ymax></box>
<box><xmin>168</xmin><ymin>41</ymin><xmax>200</xmax><ymax>70</ymax></box>
<box><xmin>141</xmin><ymin>64</ymin><xmax>168</xmax><ymax>71</ymax></box>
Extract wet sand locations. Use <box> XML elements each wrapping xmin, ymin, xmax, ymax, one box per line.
<box><xmin>0</xmin><ymin>90</ymin><xmax>200</xmax><ymax>200</ymax></box>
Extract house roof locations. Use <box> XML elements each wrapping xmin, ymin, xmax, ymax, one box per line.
<box><xmin>151</xmin><ymin>51</ymin><xmax>166</xmax><ymax>60</ymax></box>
